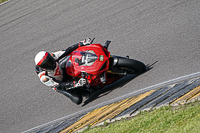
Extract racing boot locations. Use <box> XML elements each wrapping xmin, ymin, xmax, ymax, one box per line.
<box><xmin>80</xmin><ymin>89</ymin><xmax>91</xmax><ymax>98</ymax></box>
<box><xmin>56</xmin><ymin>89</ymin><xmax>83</xmax><ymax>105</ymax></box>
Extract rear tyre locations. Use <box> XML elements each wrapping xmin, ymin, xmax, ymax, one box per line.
<box><xmin>111</xmin><ymin>56</ymin><xmax>146</xmax><ymax>74</ymax></box>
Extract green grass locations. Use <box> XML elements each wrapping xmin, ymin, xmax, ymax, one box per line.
<box><xmin>0</xmin><ymin>0</ymin><xmax>8</xmax><ymax>4</ymax></box>
<box><xmin>83</xmin><ymin>101</ymin><xmax>200</xmax><ymax>133</ymax></box>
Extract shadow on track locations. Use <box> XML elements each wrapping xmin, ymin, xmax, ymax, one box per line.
<box><xmin>82</xmin><ymin>61</ymin><xmax>158</xmax><ymax>106</ymax></box>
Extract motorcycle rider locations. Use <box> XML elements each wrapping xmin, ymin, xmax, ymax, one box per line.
<box><xmin>34</xmin><ymin>38</ymin><xmax>92</xmax><ymax>105</ymax></box>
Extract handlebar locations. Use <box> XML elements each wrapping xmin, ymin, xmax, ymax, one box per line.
<box><xmin>90</xmin><ymin>38</ymin><xmax>95</xmax><ymax>44</ymax></box>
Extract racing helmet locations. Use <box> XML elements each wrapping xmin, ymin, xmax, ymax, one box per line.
<box><xmin>34</xmin><ymin>51</ymin><xmax>56</xmax><ymax>70</ymax></box>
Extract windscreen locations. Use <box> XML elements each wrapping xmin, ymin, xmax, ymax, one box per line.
<box><xmin>73</xmin><ymin>51</ymin><xmax>98</xmax><ymax>66</ymax></box>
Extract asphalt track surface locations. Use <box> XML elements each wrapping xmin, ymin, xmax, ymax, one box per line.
<box><xmin>0</xmin><ymin>0</ymin><xmax>199</xmax><ymax>132</ymax></box>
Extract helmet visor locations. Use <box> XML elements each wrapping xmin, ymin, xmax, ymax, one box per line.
<box><xmin>38</xmin><ymin>54</ymin><xmax>56</xmax><ymax>70</ymax></box>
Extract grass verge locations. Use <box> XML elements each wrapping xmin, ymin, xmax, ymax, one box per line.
<box><xmin>0</xmin><ymin>0</ymin><xmax>8</xmax><ymax>4</ymax></box>
<box><xmin>83</xmin><ymin>100</ymin><xmax>200</xmax><ymax>133</ymax></box>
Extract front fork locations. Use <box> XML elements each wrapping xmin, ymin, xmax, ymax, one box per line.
<box><xmin>81</xmin><ymin>71</ymin><xmax>90</xmax><ymax>88</ymax></box>
<box><xmin>108</xmin><ymin>56</ymin><xmax>127</xmax><ymax>76</ymax></box>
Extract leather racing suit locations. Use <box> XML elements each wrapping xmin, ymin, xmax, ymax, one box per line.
<box><xmin>35</xmin><ymin>39</ymin><xmax>91</xmax><ymax>104</ymax></box>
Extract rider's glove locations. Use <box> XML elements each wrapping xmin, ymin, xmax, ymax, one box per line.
<box><xmin>74</xmin><ymin>78</ymin><xmax>87</xmax><ymax>88</ymax></box>
<box><xmin>80</xmin><ymin>38</ymin><xmax>92</xmax><ymax>46</ymax></box>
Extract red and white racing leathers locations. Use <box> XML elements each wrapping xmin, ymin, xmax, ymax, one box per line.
<box><xmin>36</xmin><ymin>50</ymin><xmax>65</xmax><ymax>90</ymax></box>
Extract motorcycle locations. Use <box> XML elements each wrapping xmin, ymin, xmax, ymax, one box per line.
<box><xmin>59</xmin><ymin>39</ymin><xmax>146</xmax><ymax>104</ymax></box>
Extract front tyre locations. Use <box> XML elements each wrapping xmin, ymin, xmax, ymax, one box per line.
<box><xmin>110</xmin><ymin>56</ymin><xmax>146</xmax><ymax>74</ymax></box>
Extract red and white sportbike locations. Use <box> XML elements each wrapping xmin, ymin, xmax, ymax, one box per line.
<box><xmin>59</xmin><ymin>39</ymin><xmax>146</xmax><ymax>104</ymax></box>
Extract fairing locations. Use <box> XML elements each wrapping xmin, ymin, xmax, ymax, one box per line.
<box><xmin>65</xmin><ymin>44</ymin><xmax>121</xmax><ymax>87</ymax></box>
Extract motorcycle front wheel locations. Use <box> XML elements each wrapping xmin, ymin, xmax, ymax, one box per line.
<box><xmin>109</xmin><ymin>56</ymin><xmax>146</xmax><ymax>74</ymax></box>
